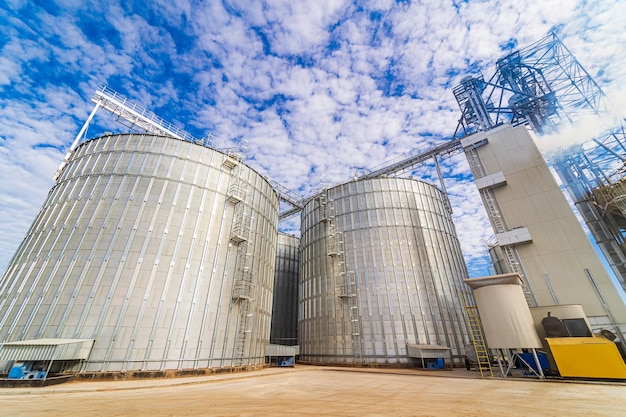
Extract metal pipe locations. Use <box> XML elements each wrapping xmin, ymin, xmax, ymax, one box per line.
<box><xmin>53</xmin><ymin>101</ymin><xmax>101</xmax><ymax>180</ymax></box>
<box><xmin>584</xmin><ymin>268</ymin><xmax>626</xmax><ymax>346</ymax></box>
<box><xmin>543</xmin><ymin>274</ymin><xmax>560</xmax><ymax>304</ymax></box>
<box><xmin>433</xmin><ymin>155</ymin><xmax>452</xmax><ymax>213</ymax></box>
<box><xmin>531</xmin><ymin>348</ymin><xmax>545</xmax><ymax>379</ymax></box>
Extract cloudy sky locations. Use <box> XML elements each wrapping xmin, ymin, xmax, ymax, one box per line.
<box><xmin>1</xmin><ymin>0</ymin><xmax>624</xmax><ymax>276</ymax></box>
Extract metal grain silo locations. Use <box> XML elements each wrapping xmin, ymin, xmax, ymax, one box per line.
<box><xmin>270</xmin><ymin>233</ymin><xmax>300</xmax><ymax>346</ymax></box>
<box><xmin>299</xmin><ymin>177</ymin><xmax>470</xmax><ymax>365</ymax></box>
<box><xmin>0</xmin><ymin>133</ymin><xmax>279</xmax><ymax>374</ymax></box>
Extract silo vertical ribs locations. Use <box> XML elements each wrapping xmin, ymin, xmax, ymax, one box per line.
<box><xmin>320</xmin><ymin>192</ymin><xmax>362</xmax><ymax>363</ymax></box>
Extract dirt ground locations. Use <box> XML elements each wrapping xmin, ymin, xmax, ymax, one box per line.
<box><xmin>1</xmin><ymin>365</ymin><xmax>625</xmax><ymax>417</ymax></box>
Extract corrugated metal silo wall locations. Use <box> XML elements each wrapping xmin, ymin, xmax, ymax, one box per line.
<box><xmin>0</xmin><ymin>134</ymin><xmax>279</xmax><ymax>372</ymax></box>
<box><xmin>270</xmin><ymin>233</ymin><xmax>300</xmax><ymax>346</ymax></box>
<box><xmin>299</xmin><ymin>178</ymin><xmax>470</xmax><ymax>365</ymax></box>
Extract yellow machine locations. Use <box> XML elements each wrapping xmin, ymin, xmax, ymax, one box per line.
<box><xmin>546</xmin><ymin>337</ymin><xmax>626</xmax><ymax>379</ymax></box>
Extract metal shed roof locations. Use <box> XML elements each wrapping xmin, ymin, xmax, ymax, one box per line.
<box><xmin>464</xmin><ymin>273</ymin><xmax>524</xmax><ymax>290</ymax></box>
<box><xmin>265</xmin><ymin>344</ymin><xmax>298</xmax><ymax>357</ymax></box>
<box><xmin>406</xmin><ymin>344</ymin><xmax>451</xmax><ymax>359</ymax></box>
<box><xmin>0</xmin><ymin>339</ymin><xmax>95</xmax><ymax>361</ymax></box>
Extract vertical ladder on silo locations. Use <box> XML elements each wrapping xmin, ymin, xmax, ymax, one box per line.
<box><xmin>231</xmin><ymin>241</ymin><xmax>255</xmax><ymax>364</ymax></box>
<box><xmin>230</xmin><ymin>204</ymin><xmax>251</xmax><ymax>243</ymax></box>
<box><xmin>226</xmin><ymin>152</ymin><xmax>247</xmax><ymax>203</ymax></box>
<box><xmin>345</xmin><ymin>270</ymin><xmax>361</xmax><ymax>363</ymax></box>
<box><xmin>225</xmin><ymin>152</ymin><xmax>255</xmax><ymax>365</ymax></box>
<box><xmin>465</xmin><ymin>144</ymin><xmax>484</xmax><ymax>176</ymax></box>
<box><xmin>481</xmin><ymin>187</ymin><xmax>505</xmax><ymax>232</ymax></box>
<box><xmin>501</xmin><ymin>246</ymin><xmax>536</xmax><ymax>306</ymax></box>
<box><xmin>320</xmin><ymin>192</ymin><xmax>362</xmax><ymax>363</ymax></box>
<box><xmin>464</xmin><ymin>303</ymin><xmax>493</xmax><ymax>378</ymax></box>
<box><xmin>231</xmin><ymin>246</ymin><xmax>253</xmax><ymax>299</ymax></box>
<box><xmin>465</xmin><ymin>145</ymin><xmax>536</xmax><ymax>307</ymax></box>
<box><xmin>235</xmin><ymin>301</ymin><xmax>254</xmax><ymax>364</ymax></box>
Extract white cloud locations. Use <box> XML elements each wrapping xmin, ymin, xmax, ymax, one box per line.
<box><xmin>256</xmin><ymin>0</ymin><xmax>349</xmax><ymax>55</ymax></box>
<box><xmin>0</xmin><ymin>57</ymin><xmax>21</xmax><ymax>85</ymax></box>
<box><xmin>0</xmin><ymin>0</ymin><xmax>623</xmax><ymax>277</ymax></box>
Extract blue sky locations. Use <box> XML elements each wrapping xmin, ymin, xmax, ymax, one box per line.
<box><xmin>1</xmin><ymin>0</ymin><xmax>625</xmax><ymax>276</ymax></box>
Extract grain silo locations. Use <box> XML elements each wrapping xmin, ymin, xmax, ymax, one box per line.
<box><xmin>270</xmin><ymin>233</ymin><xmax>300</xmax><ymax>346</ymax></box>
<box><xmin>0</xmin><ymin>133</ymin><xmax>279</xmax><ymax>375</ymax></box>
<box><xmin>298</xmin><ymin>177</ymin><xmax>471</xmax><ymax>366</ymax></box>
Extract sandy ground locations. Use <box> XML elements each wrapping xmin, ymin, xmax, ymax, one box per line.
<box><xmin>1</xmin><ymin>366</ymin><xmax>625</xmax><ymax>417</ymax></box>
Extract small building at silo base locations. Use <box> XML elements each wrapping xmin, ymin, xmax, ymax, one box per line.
<box><xmin>298</xmin><ymin>177</ymin><xmax>472</xmax><ymax>367</ymax></box>
<box><xmin>0</xmin><ymin>134</ymin><xmax>279</xmax><ymax>378</ymax></box>
<box><xmin>270</xmin><ymin>232</ymin><xmax>300</xmax><ymax>346</ymax></box>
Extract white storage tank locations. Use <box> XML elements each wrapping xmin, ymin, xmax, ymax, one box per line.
<box><xmin>270</xmin><ymin>233</ymin><xmax>300</xmax><ymax>346</ymax></box>
<box><xmin>464</xmin><ymin>274</ymin><xmax>542</xmax><ymax>349</ymax></box>
<box><xmin>0</xmin><ymin>134</ymin><xmax>279</xmax><ymax>373</ymax></box>
<box><xmin>299</xmin><ymin>177</ymin><xmax>471</xmax><ymax>365</ymax></box>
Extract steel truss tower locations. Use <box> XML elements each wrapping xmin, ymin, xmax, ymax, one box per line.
<box><xmin>453</xmin><ymin>33</ymin><xmax>626</xmax><ymax>294</ymax></box>
<box><xmin>453</xmin><ymin>33</ymin><xmax>607</xmax><ymax>135</ymax></box>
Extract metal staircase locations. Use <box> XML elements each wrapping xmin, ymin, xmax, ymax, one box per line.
<box><xmin>465</xmin><ymin>145</ymin><xmax>537</xmax><ymax>306</ymax></box>
<box><xmin>234</xmin><ymin>299</ymin><xmax>253</xmax><ymax>364</ymax></box>
<box><xmin>319</xmin><ymin>193</ymin><xmax>362</xmax><ymax>363</ymax></box>
<box><xmin>225</xmin><ymin>155</ymin><xmax>255</xmax><ymax>365</ymax></box>
<box><xmin>226</xmin><ymin>153</ymin><xmax>247</xmax><ymax>203</ymax></box>
<box><xmin>230</xmin><ymin>205</ymin><xmax>251</xmax><ymax>244</ymax></box>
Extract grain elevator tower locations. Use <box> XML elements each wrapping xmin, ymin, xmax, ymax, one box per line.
<box><xmin>453</xmin><ymin>34</ymin><xmax>626</xmax><ymax>342</ymax></box>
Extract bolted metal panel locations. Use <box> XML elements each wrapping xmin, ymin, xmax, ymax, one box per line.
<box><xmin>0</xmin><ymin>134</ymin><xmax>279</xmax><ymax>373</ymax></box>
<box><xmin>270</xmin><ymin>233</ymin><xmax>300</xmax><ymax>346</ymax></box>
<box><xmin>299</xmin><ymin>177</ymin><xmax>471</xmax><ymax>365</ymax></box>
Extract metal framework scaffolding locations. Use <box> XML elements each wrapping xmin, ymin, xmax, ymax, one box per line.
<box><xmin>552</xmin><ymin>123</ymin><xmax>626</xmax><ymax>292</ymax></box>
<box><xmin>453</xmin><ymin>33</ymin><xmax>607</xmax><ymax>135</ymax></box>
<box><xmin>452</xmin><ymin>33</ymin><xmax>626</xmax><ymax>294</ymax></box>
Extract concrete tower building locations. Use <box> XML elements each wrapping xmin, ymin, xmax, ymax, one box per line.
<box><xmin>462</xmin><ymin>124</ymin><xmax>626</xmax><ymax>339</ymax></box>
<box><xmin>299</xmin><ymin>177</ymin><xmax>471</xmax><ymax>366</ymax></box>
<box><xmin>0</xmin><ymin>133</ymin><xmax>279</xmax><ymax>374</ymax></box>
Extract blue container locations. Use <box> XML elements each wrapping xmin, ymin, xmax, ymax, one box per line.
<box><xmin>8</xmin><ymin>362</ymin><xmax>29</xmax><ymax>379</ymax></box>
<box><xmin>427</xmin><ymin>358</ymin><xmax>444</xmax><ymax>369</ymax></box>
<box><xmin>518</xmin><ymin>352</ymin><xmax>549</xmax><ymax>373</ymax></box>
<box><xmin>278</xmin><ymin>357</ymin><xmax>294</xmax><ymax>367</ymax></box>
